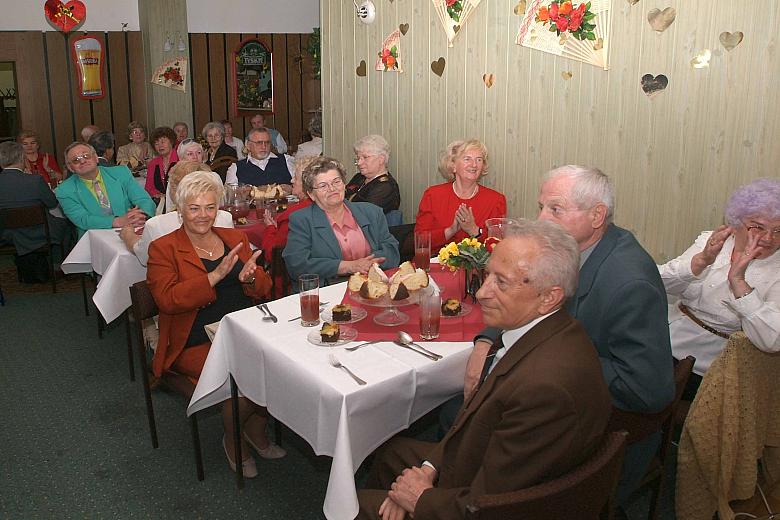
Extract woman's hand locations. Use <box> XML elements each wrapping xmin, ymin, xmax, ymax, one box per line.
<box><xmin>691</xmin><ymin>225</ymin><xmax>732</xmax><ymax>276</ymax></box>
<box><xmin>444</xmin><ymin>212</ymin><xmax>461</xmax><ymax>241</ymax></box>
<box><xmin>238</xmin><ymin>249</ymin><xmax>264</xmax><ymax>284</ymax></box>
<box><xmin>456</xmin><ymin>204</ymin><xmax>479</xmax><ymax>237</ymax></box>
<box><xmin>119</xmin><ymin>224</ymin><xmax>141</xmax><ymax>251</ymax></box>
<box><xmin>728</xmin><ymin>231</ymin><xmax>760</xmax><ymax>298</ymax></box>
<box><xmin>207</xmin><ymin>243</ymin><xmax>241</xmax><ymax>287</ymax></box>
<box><xmin>339</xmin><ymin>254</ymin><xmax>387</xmax><ymax>275</ymax></box>
<box><xmin>263</xmin><ymin>211</ymin><xmax>277</xmax><ymax>227</ymax></box>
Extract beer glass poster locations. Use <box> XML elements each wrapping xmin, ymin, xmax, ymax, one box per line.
<box><xmin>232</xmin><ymin>39</ymin><xmax>273</xmax><ymax>113</ymax></box>
<box><xmin>72</xmin><ymin>36</ymin><xmax>105</xmax><ymax>100</ymax></box>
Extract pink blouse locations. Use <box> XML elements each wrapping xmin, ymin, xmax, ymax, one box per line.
<box><xmin>327</xmin><ymin>205</ymin><xmax>371</xmax><ymax>261</ymax></box>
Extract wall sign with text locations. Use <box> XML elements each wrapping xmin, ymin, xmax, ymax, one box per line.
<box><xmin>232</xmin><ymin>38</ymin><xmax>274</xmax><ymax>114</ymax></box>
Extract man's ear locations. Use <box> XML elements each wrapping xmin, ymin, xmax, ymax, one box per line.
<box><xmin>538</xmin><ymin>286</ymin><xmax>565</xmax><ymax>315</ymax></box>
<box><xmin>591</xmin><ymin>202</ymin><xmax>608</xmax><ymax>229</ymax></box>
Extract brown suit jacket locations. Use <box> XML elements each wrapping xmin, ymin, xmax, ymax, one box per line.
<box><xmin>146</xmin><ymin>226</ymin><xmax>271</xmax><ymax>377</ymax></box>
<box><xmin>417</xmin><ymin>310</ymin><xmax>612</xmax><ymax>519</ymax></box>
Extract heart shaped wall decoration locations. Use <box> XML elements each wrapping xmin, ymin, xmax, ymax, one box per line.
<box><xmin>399</xmin><ymin>23</ymin><xmax>409</xmax><ymax>35</ymax></box>
<box><xmin>647</xmin><ymin>7</ymin><xmax>676</xmax><ymax>33</ymax></box>
<box><xmin>641</xmin><ymin>74</ymin><xmax>668</xmax><ymax>98</ymax></box>
<box><xmin>356</xmin><ymin>60</ymin><xmax>367</xmax><ymax>77</ymax></box>
<box><xmin>44</xmin><ymin>0</ymin><xmax>86</xmax><ymax>33</ymax></box>
<box><xmin>431</xmin><ymin>57</ymin><xmax>446</xmax><ymax>77</ymax></box>
<box><xmin>719</xmin><ymin>31</ymin><xmax>743</xmax><ymax>51</ymax></box>
<box><xmin>482</xmin><ymin>73</ymin><xmax>495</xmax><ymax>88</ymax></box>
<box><xmin>690</xmin><ymin>49</ymin><xmax>711</xmax><ymax>69</ymax></box>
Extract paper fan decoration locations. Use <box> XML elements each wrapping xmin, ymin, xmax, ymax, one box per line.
<box><xmin>376</xmin><ymin>29</ymin><xmax>402</xmax><ymax>72</ymax></box>
<box><xmin>432</xmin><ymin>0</ymin><xmax>483</xmax><ymax>48</ymax></box>
<box><xmin>150</xmin><ymin>57</ymin><xmax>188</xmax><ymax>92</ymax></box>
<box><xmin>516</xmin><ymin>0</ymin><xmax>611</xmax><ymax>70</ymax></box>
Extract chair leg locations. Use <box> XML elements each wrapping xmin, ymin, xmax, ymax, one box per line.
<box><xmin>125</xmin><ymin>311</ymin><xmax>135</xmax><ymax>381</ymax></box>
<box><xmin>230</xmin><ymin>375</ymin><xmax>244</xmax><ymax>490</ymax></box>
<box><xmin>274</xmin><ymin>417</ymin><xmax>283</xmax><ymax>447</ymax></box>
<box><xmin>190</xmin><ymin>414</ymin><xmax>205</xmax><ymax>481</ymax></box>
<box><xmin>96</xmin><ymin>309</ymin><xmax>104</xmax><ymax>339</ymax></box>
<box><xmin>81</xmin><ymin>274</ymin><xmax>90</xmax><ymax>316</ymax></box>
<box><xmin>647</xmin><ymin>478</ymin><xmax>664</xmax><ymax>520</ymax></box>
<box><xmin>49</xmin><ymin>249</ymin><xmax>57</xmax><ymax>294</ymax></box>
<box><xmin>135</xmin><ymin>326</ymin><xmax>158</xmax><ymax>449</ymax></box>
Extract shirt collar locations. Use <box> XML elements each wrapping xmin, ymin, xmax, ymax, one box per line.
<box><xmin>500</xmin><ymin>309</ymin><xmax>560</xmax><ymax>351</ymax></box>
<box><xmin>247</xmin><ymin>152</ymin><xmax>278</xmax><ymax>168</ymax></box>
<box><xmin>579</xmin><ymin>239</ymin><xmax>600</xmax><ymax>268</ymax></box>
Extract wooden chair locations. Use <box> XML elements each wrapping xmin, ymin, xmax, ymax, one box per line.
<box><xmin>607</xmin><ymin>355</ymin><xmax>695</xmax><ymax>520</ymax></box>
<box><xmin>129</xmin><ymin>280</ymin><xmax>205</xmax><ymax>481</ymax></box>
<box><xmin>0</xmin><ymin>204</ymin><xmax>63</xmax><ymax>293</ymax></box>
<box><xmin>270</xmin><ymin>246</ymin><xmax>292</xmax><ymax>297</ymax></box>
<box><xmin>465</xmin><ymin>430</ymin><xmax>628</xmax><ymax>520</ymax></box>
<box><xmin>388</xmin><ymin>223</ymin><xmax>415</xmax><ymax>264</ymax></box>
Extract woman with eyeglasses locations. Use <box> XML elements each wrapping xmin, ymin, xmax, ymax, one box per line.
<box><xmin>202</xmin><ymin>121</ymin><xmax>237</xmax><ymax>182</ymax></box>
<box><xmin>345</xmin><ymin>134</ymin><xmax>400</xmax><ymax>214</ymax></box>
<box><xmin>659</xmin><ymin>178</ymin><xmax>780</xmax><ymax>397</ymax></box>
<box><xmin>283</xmin><ymin>156</ymin><xmax>399</xmax><ymax>285</ymax></box>
<box><xmin>415</xmin><ymin>138</ymin><xmax>507</xmax><ymax>250</ymax></box>
<box><xmin>116</xmin><ymin>121</ymin><xmax>153</xmax><ymax>175</ymax></box>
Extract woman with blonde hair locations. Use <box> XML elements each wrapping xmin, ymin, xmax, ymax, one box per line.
<box><xmin>116</xmin><ymin>121</ymin><xmax>153</xmax><ymax>174</ymax></box>
<box><xmin>415</xmin><ymin>139</ymin><xmax>507</xmax><ymax>249</ymax></box>
<box><xmin>17</xmin><ymin>130</ymin><xmax>62</xmax><ymax>186</ymax></box>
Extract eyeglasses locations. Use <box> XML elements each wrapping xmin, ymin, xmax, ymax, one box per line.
<box><xmin>68</xmin><ymin>152</ymin><xmax>95</xmax><ymax>165</ymax></box>
<box><xmin>247</xmin><ymin>139</ymin><xmax>272</xmax><ymax>146</ymax></box>
<box><xmin>537</xmin><ymin>202</ymin><xmax>592</xmax><ymax>217</ymax></box>
<box><xmin>353</xmin><ymin>154</ymin><xmax>377</xmax><ymax>165</ymax></box>
<box><xmin>313</xmin><ymin>178</ymin><xmax>345</xmax><ymax>192</ymax></box>
<box><xmin>745</xmin><ymin>222</ymin><xmax>780</xmax><ymax>239</ymax></box>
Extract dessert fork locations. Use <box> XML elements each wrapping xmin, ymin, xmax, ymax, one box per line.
<box><xmin>328</xmin><ymin>354</ymin><xmax>366</xmax><ymax>385</ymax></box>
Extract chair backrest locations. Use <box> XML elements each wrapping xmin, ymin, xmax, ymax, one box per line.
<box><xmin>0</xmin><ymin>204</ymin><xmax>49</xmax><ymax>232</ymax></box>
<box><xmin>385</xmin><ymin>209</ymin><xmax>403</xmax><ymax>227</ymax></box>
<box><xmin>465</xmin><ymin>430</ymin><xmax>628</xmax><ymax>520</ymax></box>
<box><xmin>389</xmin><ymin>223</ymin><xmax>415</xmax><ymax>263</ymax></box>
<box><xmin>271</xmin><ymin>246</ymin><xmax>292</xmax><ymax>297</ymax></box>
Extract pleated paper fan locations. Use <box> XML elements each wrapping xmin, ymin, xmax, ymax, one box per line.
<box><xmin>432</xmin><ymin>0</ymin><xmax>483</xmax><ymax>48</ymax></box>
<box><xmin>517</xmin><ymin>0</ymin><xmax>611</xmax><ymax>70</ymax></box>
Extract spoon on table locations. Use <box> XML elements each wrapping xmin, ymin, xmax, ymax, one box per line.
<box><xmin>256</xmin><ymin>304</ymin><xmax>275</xmax><ymax>322</ymax></box>
<box><xmin>397</xmin><ymin>331</ymin><xmax>443</xmax><ymax>360</ymax></box>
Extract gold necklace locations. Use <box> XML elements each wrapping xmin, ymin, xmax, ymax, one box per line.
<box><xmin>193</xmin><ymin>235</ymin><xmax>219</xmax><ymax>258</ymax></box>
<box><xmin>452</xmin><ymin>182</ymin><xmax>479</xmax><ymax>199</ymax></box>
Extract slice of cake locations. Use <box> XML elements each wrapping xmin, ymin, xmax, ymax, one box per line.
<box><xmin>389</xmin><ymin>280</ymin><xmax>410</xmax><ymax>301</ymax></box>
<box><xmin>359</xmin><ymin>279</ymin><xmax>388</xmax><ymax>299</ymax></box>
<box><xmin>402</xmin><ymin>269</ymin><xmax>430</xmax><ymax>291</ymax></box>
<box><xmin>331</xmin><ymin>304</ymin><xmax>352</xmax><ymax>322</ymax></box>
<box><xmin>368</xmin><ymin>262</ymin><xmax>388</xmax><ymax>283</ymax></box>
<box><xmin>320</xmin><ymin>322</ymin><xmax>340</xmax><ymax>343</ymax></box>
<box><xmin>348</xmin><ymin>272</ymin><xmax>368</xmax><ymax>292</ymax></box>
<box><xmin>442</xmin><ymin>298</ymin><xmax>462</xmax><ymax>316</ymax></box>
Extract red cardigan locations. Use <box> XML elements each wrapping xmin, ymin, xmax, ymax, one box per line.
<box><xmin>146</xmin><ymin>226</ymin><xmax>271</xmax><ymax>377</ymax></box>
<box><xmin>415</xmin><ymin>182</ymin><xmax>507</xmax><ymax>250</ymax></box>
<box><xmin>261</xmin><ymin>198</ymin><xmax>313</xmax><ymax>263</ymax></box>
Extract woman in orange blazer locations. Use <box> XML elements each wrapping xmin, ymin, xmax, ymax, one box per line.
<box><xmin>147</xmin><ymin>171</ymin><xmax>284</xmax><ymax>479</ymax></box>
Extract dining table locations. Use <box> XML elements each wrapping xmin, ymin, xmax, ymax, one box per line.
<box><xmin>187</xmin><ymin>272</ymin><xmax>482</xmax><ymax>520</ymax></box>
<box><xmin>60</xmin><ymin>228</ymin><xmax>146</xmax><ymax>323</ymax></box>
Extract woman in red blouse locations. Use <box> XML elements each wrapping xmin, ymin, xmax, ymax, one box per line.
<box><xmin>415</xmin><ymin>139</ymin><xmax>507</xmax><ymax>250</ymax></box>
<box><xmin>18</xmin><ymin>130</ymin><xmax>63</xmax><ymax>187</ymax></box>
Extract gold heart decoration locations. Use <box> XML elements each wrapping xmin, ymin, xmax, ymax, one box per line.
<box><xmin>356</xmin><ymin>60</ymin><xmax>367</xmax><ymax>77</ymax></box>
<box><xmin>561</xmin><ymin>71</ymin><xmax>573</xmax><ymax>80</ymax></box>
<box><xmin>647</xmin><ymin>8</ymin><xmax>676</xmax><ymax>33</ymax></box>
<box><xmin>513</xmin><ymin>0</ymin><xmax>527</xmax><ymax>15</ymax></box>
<box><xmin>719</xmin><ymin>31</ymin><xmax>743</xmax><ymax>51</ymax></box>
<box><xmin>640</xmin><ymin>74</ymin><xmax>668</xmax><ymax>98</ymax></box>
<box><xmin>431</xmin><ymin>57</ymin><xmax>446</xmax><ymax>77</ymax></box>
<box><xmin>399</xmin><ymin>23</ymin><xmax>409</xmax><ymax>35</ymax></box>
<box><xmin>627</xmin><ymin>0</ymin><xmax>639</xmax><ymax>5</ymax></box>
<box><xmin>453</xmin><ymin>25</ymin><xmax>460</xmax><ymax>33</ymax></box>
<box><xmin>482</xmin><ymin>73</ymin><xmax>495</xmax><ymax>88</ymax></box>
<box><xmin>690</xmin><ymin>49</ymin><xmax>711</xmax><ymax>69</ymax></box>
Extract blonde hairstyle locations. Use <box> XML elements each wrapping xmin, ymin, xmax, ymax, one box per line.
<box><xmin>127</xmin><ymin>121</ymin><xmax>147</xmax><ymax>138</ymax></box>
<box><xmin>175</xmin><ymin>170</ymin><xmax>224</xmax><ymax>210</ymax></box>
<box><xmin>17</xmin><ymin>130</ymin><xmax>40</xmax><ymax>143</ymax></box>
<box><xmin>168</xmin><ymin>161</ymin><xmax>212</xmax><ymax>199</ymax></box>
<box><xmin>437</xmin><ymin>139</ymin><xmax>489</xmax><ymax>181</ymax></box>
<box><xmin>293</xmin><ymin>154</ymin><xmax>320</xmax><ymax>177</ymax></box>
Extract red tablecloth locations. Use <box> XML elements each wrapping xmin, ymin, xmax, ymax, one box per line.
<box><xmin>341</xmin><ymin>269</ymin><xmax>484</xmax><ymax>342</ymax></box>
<box><xmin>235</xmin><ymin>209</ymin><xmax>267</xmax><ymax>248</ymax></box>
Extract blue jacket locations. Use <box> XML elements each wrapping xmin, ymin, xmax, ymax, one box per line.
<box><xmin>56</xmin><ymin>165</ymin><xmax>156</xmax><ymax>237</ymax></box>
<box><xmin>283</xmin><ymin>200</ymin><xmax>399</xmax><ymax>285</ymax></box>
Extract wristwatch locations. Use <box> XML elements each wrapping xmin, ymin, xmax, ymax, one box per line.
<box><xmin>471</xmin><ymin>227</ymin><xmax>483</xmax><ymax>238</ymax></box>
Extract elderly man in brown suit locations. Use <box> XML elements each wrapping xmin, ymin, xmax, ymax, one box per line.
<box><xmin>357</xmin><ymin>219</ymin><xmax>612</xmax><ymax>520</ymax></box>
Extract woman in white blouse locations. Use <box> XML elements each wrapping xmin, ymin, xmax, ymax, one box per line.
<box><xmin>659</xmin><ymin>178</ymin><xmax>780</xmax><ymax>397</ymax></box>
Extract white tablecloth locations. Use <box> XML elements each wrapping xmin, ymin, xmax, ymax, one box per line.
<box><xmin>187</xmin><ymin>283</ymin><xmax>471</xmax><ymax>520</ymax></box>
<box><xmin>61</xmin><ymin>229</ymin><xmax>146</xmax><ymax>323</ymax></box>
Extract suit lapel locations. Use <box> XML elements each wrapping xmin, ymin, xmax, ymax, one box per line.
<box><xmin>567</xmin><ymin>224</ymin><xmax>618</xmax><ymax>315</ymax></box>
<box><xmin>100</xmin><ymin>167</ymin><xmax>125</xmax><ymax>216</ymax></box>
<box><xmin>310</xmin><ymin>205</ymin><xmax>342</xmax><ymax>258</ymax></box>
<box><xmin>174</xmin><ymin>227</ymin><xmax>208</xmax><ymax>272</ymax></box>
<box><xmin>346</xmin><ymin>201</ymin><xmax>377</xmax><ymax>251</ymax></box>
<box><xmin>73</xmin><ymin>175</ymin><xmax>103</xmax><ymax>215</ymax></box>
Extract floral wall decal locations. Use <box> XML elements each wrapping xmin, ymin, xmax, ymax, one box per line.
<box><xmin>432</xmin><ymin>0</ymin><xmax>483</xmax><ymax>47</ymax></box>
<box><xmin>376</xmin><ymin>30</ymin><xmax>402</xmax><ymax>72</ymax></box>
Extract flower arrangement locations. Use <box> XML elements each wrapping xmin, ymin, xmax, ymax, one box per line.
<box><xmin>379</xmin><ymin>45</ymin><xmax>399</xmax><ymax>71</ymax></box>
<box><xmin>437</xmin><ymin>237</ymin><xmax>491</xmax><ymax>272</ymax></box>
<box><xmin>536</xmin><ymin>1</ymin><xmax>597</xmax><ymax>41</ymax></box>
<box><xmin>446</xmin><ymin>0</ymin><xmax>464</xmax><ymax>22</ymax></box>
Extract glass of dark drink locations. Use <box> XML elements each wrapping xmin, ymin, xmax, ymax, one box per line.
<box><xmin>299</xmin><ymin>274</ymin><xmax>320</xmax><ymax>327</ymax></box>
<box><xmin>414</xmin><ymin>230</ymin><xmax>431</xmax><ymax>272</ymax></box>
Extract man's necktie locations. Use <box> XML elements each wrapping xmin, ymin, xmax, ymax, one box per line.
<box><xmin>478</xmin><ymin>334</ymin><xmax>504</xmax><ymax>387</ymax></box>
<box><xmin>92</xmin><ymin>180</ymin><xmax>112</xmax><ymax>215</ymax></box>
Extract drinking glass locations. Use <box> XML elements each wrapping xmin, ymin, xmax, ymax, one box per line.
<box><xmin>265</xmin><ymin>198</ymin><xmax>278</xmax><ymax>221</ymax></box>
<box><xmin>413</xmin><ymin>230</ymin><xmax>432</xmax><ymax>272</ymax></box>
<box><xmin>485</xmin><ymin>217</ymin><xmax>518</xmax><ymax>240</ymax></box>
<box><xmin>418</xmin><ymin>288</ymin><xmax>441</xmax><ymax>340</ymax></box>
<box><xmin>299</xmin><ymin>274</ymin><xmax>320</xmax><ymax>327</ymax></box>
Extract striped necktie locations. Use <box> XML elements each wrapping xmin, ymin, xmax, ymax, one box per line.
<box><xmin>92</xmin><ymin>179</ymin><xmax>112</xmax><ymax>215</ymax></box>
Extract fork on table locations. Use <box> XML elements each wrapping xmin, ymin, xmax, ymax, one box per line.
<box><xmin>328</xmin><ymin>354</ymin><xmax>366</xmax><ymax>385</ymax></box>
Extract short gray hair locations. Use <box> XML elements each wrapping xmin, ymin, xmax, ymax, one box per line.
<box><xmin>724</xmin><ymin>178</ymin><xmax>780</xmax><ymax>225</ymax></box>
<box><xmin>308</xmin><ymin>113</ymin><xmax>322</xmax><ymax>138</ymax></box>
<box><xmin>247</xmin><ymin>127</ymin><xmax>270</xmax><ymax>141</ymax></box>
<box><xmin>0</xmin><ymin>141</ymin><xmax>23</xmax><ymax>168</ymax></box>
<box><xmin>353</xmin><ymin>134</ymin><xmax>389</xmax><ymax>163</ymax></box>
<box><xmin>175</xmin><ymin>170</ymin><xmax>225</xmax><ymax>210</ymax></box>
<box><xmin>201</xmin><ymin>122</ymin><xmax>225</xmax><ymax>139</ymax></box>
<box><xmin>301</xmin><ymin>156</ymin><xmax>347</xmax><ymax>194</ymax></box>
<box><xmin>544</xmin><ymin>165</ymin><xmax>614</xmax><ymax>223</ymax></box>
<box><xmin>63</xmin><ymin>142</ymin><xmax>97</xmax><ymax>165</ymax></box>
<box><xmin>504</xmin><ymin>219</ymin><xmax>580</xmax><ymax>299</ymax></box>
<box><xmin>177</xmin><ymin>139</ymin><xmax>204</xmax><ymax>159</ymax></box>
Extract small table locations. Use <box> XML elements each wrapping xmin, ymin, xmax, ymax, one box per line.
<box><xmin>187</xmin><ymin>282</ymin><xmax>473</xmax><ymax>520</ymax></box>
<box><xmin>61</xmin><ymin>229</ymin><xmax>146</xmax><ymax>323</ymax></box>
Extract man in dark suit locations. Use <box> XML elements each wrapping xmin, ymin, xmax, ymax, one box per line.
<box><xmin>0</xmin><ymin>141</ymin><xmax>73</xmax><ymax>264</ymax></box>
<box><xmin>464</xmin><ymin>165</ymin><xmax>675</xmax><ymax>508</ymax></box>
<box><xmin>357</xmin><ymin>219</ymin><xmax>612</xmax><ymax>520</ymax></box>
<box><xmin>88</xmin><ymin>131</ymin><xmax>115</xmax><ymax>166</ymax></box>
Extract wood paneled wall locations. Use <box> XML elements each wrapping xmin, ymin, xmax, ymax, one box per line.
<box><xmin>0</xmin><ymin>30</ymin><xmax>320</xmax><ymax>166</ymax></box>
<box><xmin>189</xmin><ymin>33</ymin><xmax>321</xmax><ymax>152</ymax></box>
<box><xmin>321</xmin><ymin>1</ymin><xmax>780</xmax><ymax>261</ymax></box>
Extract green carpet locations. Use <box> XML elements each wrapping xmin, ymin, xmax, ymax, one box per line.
<box><xmin>0</xmin><ymin>290</ymin><xmax>678</xmax><ymax>519</ymax></box>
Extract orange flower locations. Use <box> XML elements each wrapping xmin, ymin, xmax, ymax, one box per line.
<box><xmin>385</xmin><ymin>55</ymin><xmax>396</xmax><ymax>68</ymax></box>
<box><xmin>537</xmin><ymin>6</ymin><xmax>550</xmax><ymax>21</ymax></box>
<box><xmin>559</xmin><ymin>1</ymin><xmax>573</xmax><ymax>15</ymax></box>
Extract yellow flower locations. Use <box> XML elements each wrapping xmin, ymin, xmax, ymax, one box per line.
<box><xmin>438</xmin><ymin>248</ymin><xmax>450</xmax><ymax>263</ymax></box>
<box><xmin>446</xmin><ymin>242</ymin><xmax>460</xmax><ymax>256</ymax></box>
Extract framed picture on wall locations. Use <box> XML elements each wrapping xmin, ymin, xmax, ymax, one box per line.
<box><xmin>232</xmin><ymin>38</ymin><xmax>274</xmax><ymax>114</ymax></box>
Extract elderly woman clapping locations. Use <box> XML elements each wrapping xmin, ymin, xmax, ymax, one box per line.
<box><xmin>345</xmin><ymin>134</ymin><xmax>400</xmax><ymax>214</ymax></box>
<box><xmin>283</xmin><ymin>156</ymin><xmax>399</xmax><ymax>285</ymax></box>
<box><xmin>416</xmin><ymin>139</ymin><xmax>507</xmax><ymax>250</ymax></box>
<box><xmin>147</xmin><ymin>171</ymin><xmax>283</xmax><ymax>478</ymax></box>
<box><xmin>660</xmin><ymin>178</ymin><xmax>780</xmax><ymax>397</ymax></box>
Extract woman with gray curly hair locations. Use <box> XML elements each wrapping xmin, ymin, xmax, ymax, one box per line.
<box><xmin>202</xmin><ymin>121</ymin><xmax>237</xmax><ymax>182</ymax></box>
<box><xmin>345</xmin><ymin>134</ymin><xmax>400</xmax><ymax>214</ymax></box>
<box><xmin>415</xmin><ymin>138</ymin><xmax>506</xmax><ymax>250</ymax></box>
<box><xmin>660</xmin><ymin>178</ymin><xmax>780</xmax><ymax>395</ymax></box>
